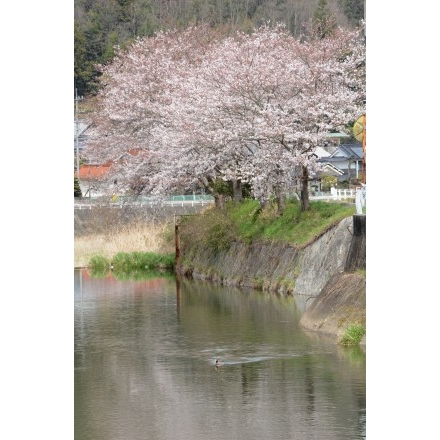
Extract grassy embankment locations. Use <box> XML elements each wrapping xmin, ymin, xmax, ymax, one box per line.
<box><xmin>178</xmin><ymin>197</ymin><xmax>358</xmax><ymax>252</ymax></box>
<box><xmin>76</xmin><ymin>197</ymin><xmax>358</xmax><ymax>269</ymax></box>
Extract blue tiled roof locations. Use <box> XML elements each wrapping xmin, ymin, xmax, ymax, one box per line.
<box><xmin>329</xmin><ymin>143</ymin><xmax>363</xmax><ymax>159</ymax></box>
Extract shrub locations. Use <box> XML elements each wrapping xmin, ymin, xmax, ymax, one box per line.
<box><xmin>74</xmin><ymin>176</ymin><xmax>82</xmax><ymax>198</ymax></box>
<box><xmin>339</xmin><ymin>324</ymin><xmax>366</xmax><ymax>346</ymax></box>
<box><xmin>202</xmin><ymin>218</ymin><xmax>235</xmax><ymax>252</ymax></box>
<box><xmin>111</xmin><ymin>251</ymin><xmax>175</xmax><ymax>271</ymax></box>
<box><xmin>111</xmin><ymin>252</ymin><xmax>133</xmax><ymax>271</ymax></box>
<box><xmin>89</xmin><ymin>255</ymin><xmax>110</xmax><ymax>271</ymax></box>
<box><xmin>180</xmin><ymin>207</ymin><xmax>237</xmax><ymax>254</ymax></box>
<box><xmin>321</xmin><ymin>175</ymin><xmax>338</xmax><ymax>192</ymax></box>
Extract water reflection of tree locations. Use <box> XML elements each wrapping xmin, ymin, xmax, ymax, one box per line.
<box><xmin>304</xmin><ymin>359</ymin><xmax>315</xmax><ymax>421</ymax></box>
<box><xmin>240</xmin><ymin>363</ymin><xmax>260</xmax><ymax>402</ymax></box>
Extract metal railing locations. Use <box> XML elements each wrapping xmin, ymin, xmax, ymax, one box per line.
<box><xmin>74</xmin><ymin>194</ymin><xmax>215</xmax><ymax>209</ymax></box>
<box><xmin>74</xmin><ymin>190</ymin><xmax>356</xmax><ymax>210</ymax></box>
<box><xmin>309</xmin><ymin>189</ymin><xmax>356</xmax><ymax>201</ymax></box>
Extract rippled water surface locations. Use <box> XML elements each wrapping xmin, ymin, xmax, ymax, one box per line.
<box><xmin>74</xmin><ymin>268</ymin><xmax>366</xmax><ymax>440</ymax></box>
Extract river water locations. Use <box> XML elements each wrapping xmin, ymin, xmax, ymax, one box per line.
<box><xmin>74</xmin><ymin>268</ymin><xmax>366</xmax><ymax>440</ymax></box>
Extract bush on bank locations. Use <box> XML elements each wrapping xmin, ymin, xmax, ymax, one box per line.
<box><xmin>339</xmin><ymin>324</ymin><xmax>366</xmax><ymax>346</ymax></box>
<box><xmin>112</xmin><ymin>251</ymin><xmax>175</xmax><ymax>271</ymax></box>
<box><xmin>89</xmin><ymin>255</ymin><xmax>109</xmax><ymax>271</ymax></box>
<box><xmin>89</xmin><ymin>252</ymin><xmax>175</xmax><ymax>274</ymax></box>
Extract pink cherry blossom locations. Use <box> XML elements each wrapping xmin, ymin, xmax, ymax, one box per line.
<box><xmin>86</xmin><ymin>22</ymin><xmax>365</xmax><ymax>210</ymax></box>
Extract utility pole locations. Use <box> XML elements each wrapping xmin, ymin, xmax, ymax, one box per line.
<box><xmin>75</xmin><ymin>89</ymin><xmax>83</xmax><ymax>184</ymax></box>
<box><xmin>361</xmin><ymin>114</ymin><xmax>366</xmax><ymax>184</ymax></box>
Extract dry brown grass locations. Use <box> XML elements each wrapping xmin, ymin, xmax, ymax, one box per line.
<box><xmin>74</xmin><ymin>221</ymin><xmax>175</xmax><ymax>267</ymax></box>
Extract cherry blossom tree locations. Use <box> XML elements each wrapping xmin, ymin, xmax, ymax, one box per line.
<box><xmin>160</xmin><ymin>22</ymin><xmax>365</xmax><ymax>210</ymax></box>
<box><xmin>85</xmin><ymin>21</ymin><xmax>365</xmax><ymax>211</ymax></box>
<box><xmin>86</xmin><ymin>25</ymin><xmax>224</xmax><ymax>196</ymax></box>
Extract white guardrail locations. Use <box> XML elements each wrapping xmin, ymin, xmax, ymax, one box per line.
<box><xmin>310</xmin><ymin>189</ymin><xmax>357</xmax><ymax>200</ymax></box>
<box><xmin>74</xmin><ymin>195</ymin><xmax>216</xmax><ymax>209</ymax></box>
<box><xmin>74</xmin><ymin>190</ymin><xmax>357</xmax><ymax>210</ymax></box>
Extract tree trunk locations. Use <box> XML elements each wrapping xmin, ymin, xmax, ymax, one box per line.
<box><xmin>214</xmin><ymin>194</ymin><xmax>225</xmax><ymax>209</ymax></box>
<box><xmin>232</xmin><ymin>179</ymin><xmax>243</xmax><ymax>202</ymax></box>
<box><xmin>300</xmin><ymin>165</ymin><xmax>310</xmax><ymax>211</ymax></box>
<box><xmin>275</xmin><ymin>185</ymin><xmax>285</xmax><ymax>216</ymax></box>
<box><xmin>274</xmin><ymin>165</ymin><xmax>285</xmax><ymax>215</ymax></box>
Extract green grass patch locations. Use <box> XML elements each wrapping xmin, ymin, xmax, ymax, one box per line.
<box><xmin>88</xmin><ymin>252</ymin><xmax>175</xmax><ymax>276</ymax></box>
<box><xmin>180</xmin><ymin>198</ymin><xmax>355</xmax><ymax>250</ymax></box>
<box><xmin>339</xmin><ymin>324</ymin><xmax>366</xmax><ymax>346</ymax></box>
<box><xmin>262</xmin><ymin>200</ymin><xmax>355</xmax><ymax>244</ymax></box>
<box><xmin>111</xmin><ymin>251</ymin><xmax>175</xmax><ymax>271</ymax></box>
<box><xmin>89</xmin><ymin>255</ymin><xmax>110</xmax><ymax>271</ymax></box>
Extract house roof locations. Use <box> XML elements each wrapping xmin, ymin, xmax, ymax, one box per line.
<box><xmin>328</xmin><ymin>143</ymin><xmax>363</xmax><ymax>159</ymax></box>
<box><xmin>74</xmin><ymin>149</ymin><xmax>143</xmax><ymax>180</ymax></box>
<box><xmin>319</xmin><ymin>163</ymin><xmax>345</xmax><ymax>176</ymax></box>
<box><xmin>314</xmin><ymin>146</ymin><xmax>331</xmax><ymax>158</ymax></box>
<box><xmin>76</xmin><ymin>163</ymin><xmax>111</xmax><ymax>180</ymax></box>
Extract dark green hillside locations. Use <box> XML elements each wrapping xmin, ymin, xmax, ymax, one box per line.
<box><xmin>74</xmin><ymin>0</ymin><xmax>365</xmax><ymax>97</ymax></box>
